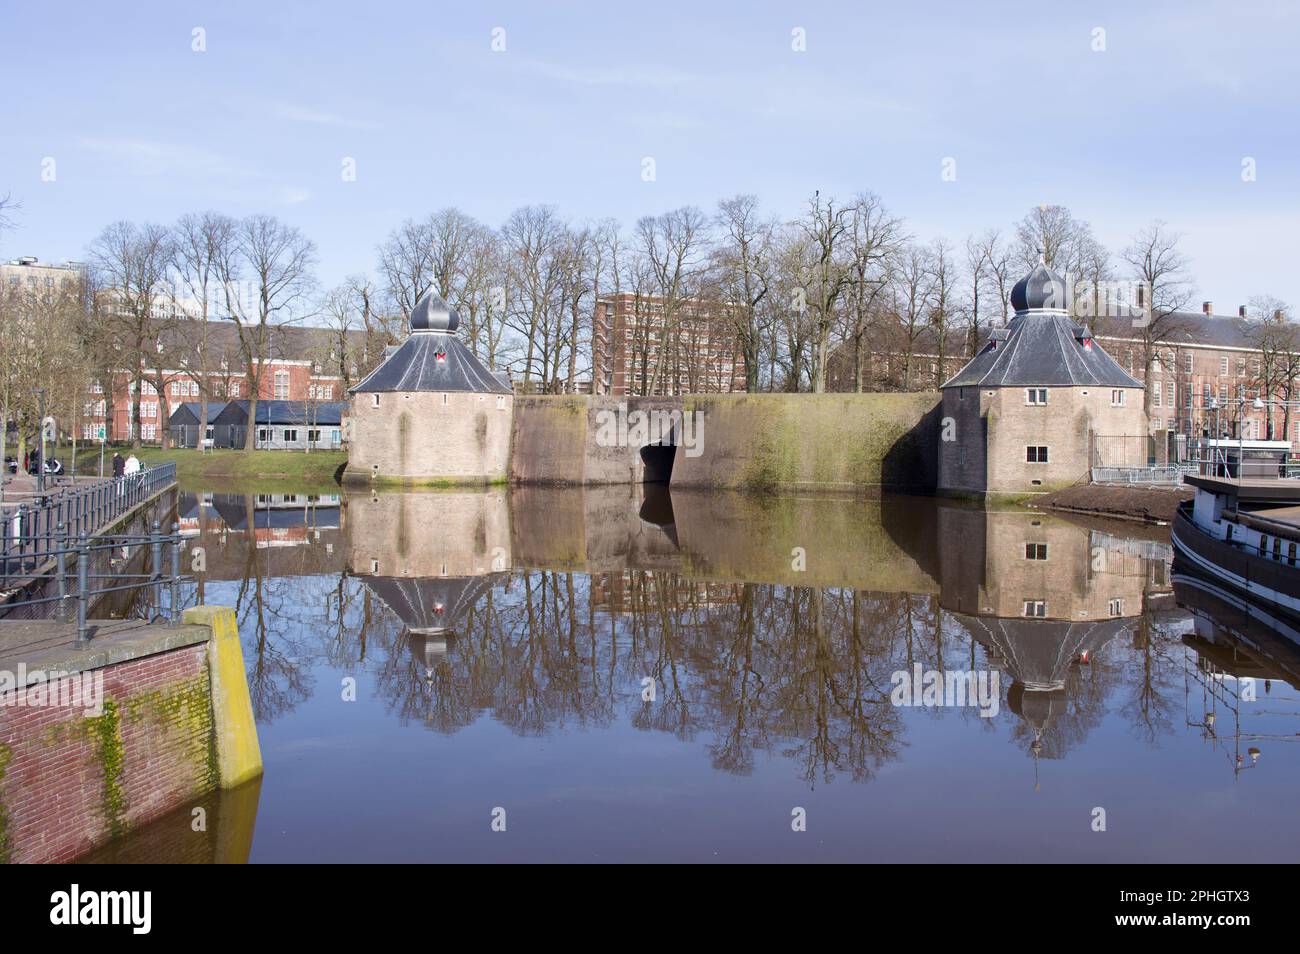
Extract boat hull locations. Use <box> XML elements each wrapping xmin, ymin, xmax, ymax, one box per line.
<box><xmin>1172</xmin><ymin>502</ymin><xmax>1300</xmax><ymax>622</ymax></box>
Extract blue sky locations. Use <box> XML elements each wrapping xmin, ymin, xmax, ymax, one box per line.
<box><xmin>2</xmin><ymin>0</ymin><xmax>1298</xmax><ymax>310</ymax></box>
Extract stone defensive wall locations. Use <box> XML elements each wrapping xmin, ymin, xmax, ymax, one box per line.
<box><xmin>509</xmin><ymin>392</ymin><xmax>943</xmax><ymax>493</ymax></box>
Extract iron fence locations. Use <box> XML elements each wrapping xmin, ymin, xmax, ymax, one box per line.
<box><xmin>0</xmin><ymin>462</ymin><xmax>177</xmax><ymax>584</ymax></box>
<box><xmin>0</xmin><ymin>520</ymin><xmax>193</xmax><ymax>643</ymax></box>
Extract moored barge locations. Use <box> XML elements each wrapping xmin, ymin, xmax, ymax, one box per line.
<box><xmin>1172</xmin><ymin>475</ymin><xmax>1300</xmax><ymax>620</ymax></box>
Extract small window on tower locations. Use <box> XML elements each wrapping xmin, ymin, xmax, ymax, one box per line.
<box><xmin>371</xmin><ymin>393</ymin><xmax>380</xmax><ymax>408</ymax></box>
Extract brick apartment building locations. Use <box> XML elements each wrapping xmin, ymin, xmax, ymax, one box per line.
<box><xmin>1092</xmin><ymin>302</ymin><xmax>1289</xmax><ymax>442</ymax></box>
<box><xmin>589</xmin><ymin>293</ymin><xmax>745</xmax><ymax>396</ymax></box>
<box><xmin>83</xmin><ymin>321</ymin><xmax>367</xmax><ymax>445</ymax></box>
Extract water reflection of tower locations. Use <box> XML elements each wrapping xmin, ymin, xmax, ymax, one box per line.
<box><xmin>932</xmin><ymin>507</ymin><xmax>1156</xmax><ymax>769</ymax></box>
<box><xmin>346</xmin><ymin>489</ymin><xmax>511</xmax><ymax>688</ymax></box>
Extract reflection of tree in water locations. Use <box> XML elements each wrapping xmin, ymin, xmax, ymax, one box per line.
<box><xmin>190</xmin><ymin>489</ymin><xmax>1189</xmax><ymax>785</ymax></box>
<box><xmin>359</xmin><ymin>570</ymin><xmax>959</xmax><ymax>786</ymax></box>
<box><xmin>233</xmin><ymin>519</ymin><xmax>316</xmax><ymax>722</ymax></box>
<box><xmin>1117</xmin><ymin>603</ymin><xmax>1184</xmax><ymax>745</ymax></box>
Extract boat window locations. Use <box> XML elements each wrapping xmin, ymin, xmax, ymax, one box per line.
<box><xmin>1225</xmin><ymin>524</ymin><xmax>1233</xmax><ymax>543</ymax></box>
<box><xmin>1273</xmin><ymin>538</ymin><xmax>1283</xmax><ymax>560</ymax></box>
<box><xmin>1259</xmin><ymin>536</ymin><xmax>1268</xmax><ymax>556</ymax></box>
<box><xmin>1289</xmin><ymin>542</ymin><xmax>1296</xmax><ymax>566</ymax></box>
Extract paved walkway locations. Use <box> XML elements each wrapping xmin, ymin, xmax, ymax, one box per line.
<box><xmin>0</xmin><ymin>473</ymin><xmax>115</xmax><ymax>510</ymax></box>
<box><xmin>0</xmin><ymin>616</ymin><xmax>209</xmax><ymax>683</ymax></box>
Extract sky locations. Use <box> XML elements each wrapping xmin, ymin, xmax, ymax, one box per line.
<box><xmin>2</xmin><ymin>0</ymin><xmax>1298</xmax><ymax>312</ymax></box>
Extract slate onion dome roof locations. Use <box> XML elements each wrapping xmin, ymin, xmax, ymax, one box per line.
<box><xmin>409</xmin><ymin>293</ymin><xmax>460</xmax><ymax>333</ymax></box>
<box><xmin>1010</xmin><ymin>259</ymin><xmax>1070</xmax><ymax>312</ymax></box>
<box><xmin>940</xmin><ymin>259</ymin><xmax>1142</xmax><ymax>390</ymax></box>
<box><xmin>350</xmin><ymin>291</ymin><xmax>512</xmax><ymax>395</ymax></box>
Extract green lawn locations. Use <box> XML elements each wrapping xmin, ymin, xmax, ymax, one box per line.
<box><xmin>65</xmin><ymin>445</ymin><xmax>347</xmax><ymax>489</ymax></box>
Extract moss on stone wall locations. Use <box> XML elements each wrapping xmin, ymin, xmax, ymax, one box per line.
<box><xmin>680</xmin><ymin>392</ymin><xmax>941</xmax><ymax>492</ymax></box>
<box><xmin>0</xmin><ymin>742</ymin><xmax>11</xmax><ymax>863</ymax></box>
<box><xmin>37</xmin><ymin>667</ymin><xmax>218</xmax><ymax>840</ymax></box>
<box><xmin>125</xmin><ymin>672</ymin><xmax>218</xmax><ymax>792</ymax></box>
<box><xmin>85</xmin><ymin>700</ymin><xmax>128</xmax><ymax>838</ymax></box>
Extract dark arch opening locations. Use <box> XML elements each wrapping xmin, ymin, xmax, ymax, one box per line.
<box><xmin>640</xmin><ymin>442</ymin><xmax>676</xmax><ymax>484</ymax></box>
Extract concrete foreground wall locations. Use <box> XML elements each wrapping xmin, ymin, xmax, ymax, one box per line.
<box><xmin>510</xmin><ymin>392</ymin><xmax>943</xmax><ymax>493</ymax></box>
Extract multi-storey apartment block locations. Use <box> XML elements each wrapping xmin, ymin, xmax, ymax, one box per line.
<box><xmin>590</xmin><ymin>293</ymin><xmax>744</xmax><ymax>396</ymax></box>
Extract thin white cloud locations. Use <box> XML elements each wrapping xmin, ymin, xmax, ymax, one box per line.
<box><xmin>76</xmin><ymin>137</ymin><xmax>257</xmax><ymax>180</ymax></box>
<box><xmin>76</xmin><ymin>136</ymin><xmax>311</xmax><ymax>207</ymax></box>
<box><xmin>517</xmin><ymin>58</ymin><xmax>698</xmax><ymax>90</ymax></box>
<box><xmin>276</xmin><ymin>186</ymin><xmax>312</xmax><ymax>205</ymax></box>
<box><xmin>271</xmin><ymin>102</ymin><xmax>379</xmax><ymax>130</ymax></box>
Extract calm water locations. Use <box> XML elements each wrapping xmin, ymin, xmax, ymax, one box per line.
<box><xmin>87</xmin><ymin>483</ymin><xmax>1300</xmax><ymax>862</ymax></box>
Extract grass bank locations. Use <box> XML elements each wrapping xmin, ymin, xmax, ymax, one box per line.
<box><xmin>66</xmin><ymin>446</ymin><xmax>346</xmax><ymax>490</ymax></box>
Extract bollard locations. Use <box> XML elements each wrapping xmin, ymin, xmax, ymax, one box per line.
<box><xmin>75</xmin><ymin>543</ymin><xmax>89</xmax><ymax>644</ymax></box>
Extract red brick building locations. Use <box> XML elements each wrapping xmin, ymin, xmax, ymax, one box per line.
<box><xmin>590</xmin><ymin>293</ymin><xmax>744</xmax><ymax>396</ymax></box>
<box><xmin>81</xmin><ymin>322</ymin><xmax>368</xmax><ymax>444</ymax></box>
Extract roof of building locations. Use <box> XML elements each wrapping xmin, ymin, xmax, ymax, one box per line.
<box><xmin>943</xmin><ymin>263</ymin><xmax>1142</xmax><ymax>389</ymax></box>
<box><xmin>1092</xmin><ymin>311</ymin><xmax>1265</xmax><ymax>350</ymax></box>
<box><xmin>213</xmin><ymin>400</ymin><xmax>346</xmax><ymax>426</ymax></box>
<box><xmin>168</xmin><ymin>401</ymin><xmax>228</xmax><ymax>425</ymax></box>
<box><xmin>350</xmin><ymin>292</ymin><xmax>511</xmax><ymax>395</ymax></box>
<box><xmin>410</xmin><ymin>293</ymin><xmax>460</xmax><ymax>333</ymax></box>
<box><xmin>1010</xmin><ymin>260</ymin><xmax>1069</xmax><ymax>312</ymax></box>
<box><xmin>146</xmin><ymin>318</ymin><xmax>378</xmax><ymax>375</ymax></box>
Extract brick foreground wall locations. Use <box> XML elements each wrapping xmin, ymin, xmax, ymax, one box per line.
<box><xmin>0</xmin><ymin>644</ymin><xmax>215</xmax><ymax>864</ymax></box>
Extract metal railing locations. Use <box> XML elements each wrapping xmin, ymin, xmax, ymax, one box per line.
<box><xmin>0</xmin><ymin>520</ymin><xmax>192</xmax><ymax>644</ymax></box>
<box><xmin>0</xmin><ymin>462</ymin><xmax>177</xmax><ymax>586</ymax></box>
<box><xmin>1090</xmin><ymin>464</ymin><xmax>1194</xmax><ymax>486</ymax></box>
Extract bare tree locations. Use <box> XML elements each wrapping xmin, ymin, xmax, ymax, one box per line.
<box><xmin>714</xmin><ymin>195</ymin><xmax>774</xmax><ymax>392</ymax></box>
<box><xmin>502</xmin><ymin>205</ymin><xmax>568</xmax><ymax>390</ymax></box>
<box><xmin>214</xmin><ymin>215</ymin><xmax>317</xmax><ymax>449</ymax></box>
<box><xmin>172</xmin><ymin>211</ymin><xmax>234</xmax><ymax>447</ymax></box>
<box><xmin>87</xmin><ymin>221</ymin><xmax>174</xmax><ymax>448</ymax></box>
<box><xmin>1240</xmin><ymin>295</ymin><xmax>1297</xmax><ymax>439</ymax></box>
<box><xmin>636</xmin><ymin>206</ymin><xmax>709</xmax><ymax>395</ymax></box>
<box><xmin>1122</xmin><ymin>220</ymin><xmax>1195</xmax><ymax>417</ymax></box>
<box><xmin>927</xmin><ymin>238</ymin><xmax>958</xmax><ymax>388</ymax></box>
